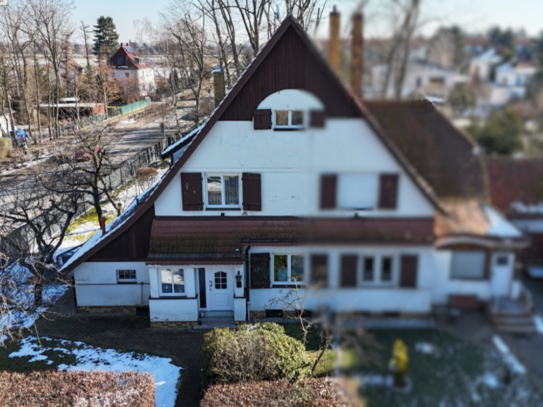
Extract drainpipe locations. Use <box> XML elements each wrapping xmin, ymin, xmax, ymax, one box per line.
<box><xmin>244</xmin><ymin>244</ymin><xmax>251</xmax><ymax>322</ymax></box>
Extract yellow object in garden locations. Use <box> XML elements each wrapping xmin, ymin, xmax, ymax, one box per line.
<box><xmin>389</xmin><ymin>339</ymin><xmax>409</xmax><ymax>386</ymax></box>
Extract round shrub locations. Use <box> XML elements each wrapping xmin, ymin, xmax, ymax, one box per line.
<box><xmin>202</xmin><ymin>323</ymin><xmax>312</xmax><ymax>384</ymax></box>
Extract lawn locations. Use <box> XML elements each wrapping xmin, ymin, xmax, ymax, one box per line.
<box><xmin>282</xmin><ymin>325</ymin><xmax>543</xmax><ymax>407</ymax></box>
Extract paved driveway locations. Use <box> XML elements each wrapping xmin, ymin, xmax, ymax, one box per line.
<box><xmin>36</xmin><ymin>290</ymin><xmax>205</xmax><ymax>407</ymax></box>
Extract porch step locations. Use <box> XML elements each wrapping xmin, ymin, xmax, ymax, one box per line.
<box><xmin>194</xmin><ymin>315</ymin><xmax>236</xmax><ymax>330</ymax></box>
<box><xmin>492</xmin><ymin>315</ymin><xmax>537</xmax><ymax>334</ymax></box>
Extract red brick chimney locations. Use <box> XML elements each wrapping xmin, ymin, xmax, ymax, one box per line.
<box><xmin>350</xmin><ymin>12</ymin><xmax>363</xmax><ymax>100</ymax></box>
<box><xmin>328</xmin><ymin>6</ymin><xmax>340</xmax><ymax>75</ymax></box>
<box><xmin>100</xmin><ymin>216</ymin><xmax>106</xmax><ymax>237</ymax></box>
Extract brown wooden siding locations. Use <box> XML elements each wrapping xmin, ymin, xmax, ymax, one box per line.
<box><xmin>88</xmin><ymin>205</ymin><xmax>155</xmax><ymax>261</ymax></box>
<box><xmin>220</xmin><ymin>26</ymin><xmax>364</xmax><ymax>121</ymax></box>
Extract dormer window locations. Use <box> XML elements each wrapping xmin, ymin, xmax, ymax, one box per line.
<box><xmin>275</xmin><ymin>110</ymin><xmax>304</xmax><ymax>130</ymax></box>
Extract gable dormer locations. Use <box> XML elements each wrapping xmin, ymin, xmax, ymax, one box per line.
<box><xmin>253</xmin><ymin>90</ymin><xmax>326</xmax><ymax>131</ymax></box>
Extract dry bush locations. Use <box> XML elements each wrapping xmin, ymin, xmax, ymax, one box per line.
<box><xmin>0</xmin><ymin>370</ymin><xmax>155</xmax><ymax>407</ymax></box>
<box><xmin>200</xmin><ymin>377</ymin><xmax>361</xmax><ymax>407</ymax></box>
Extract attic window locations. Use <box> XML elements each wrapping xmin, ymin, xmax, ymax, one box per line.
<box><xmin>275</xmin><ymin>110</ymin><xmax>304</xmax><ymax>130</ymax></box>
<box><xmin>117</xmin><ymin>57</ymin><xmax>124</xmax><ymax>65</ymax></box>
<box><xmin>133</xmin><ymin>57</ymin><xmax>140</xmax><ymax>64</ymax></box>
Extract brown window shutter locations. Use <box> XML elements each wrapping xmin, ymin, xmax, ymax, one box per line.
<box><xmin>310</xmin><ymin>254</ymin><xmax>328</xmax><ymax>286</ymax></box>
<box><xmin>242</xmin><ymin>173</ymin><xmax>262</xmax><ymax>211</ymax></box>
<box><xmin>181</xmin><ymin>173</ymin><xmax>203</xmax><ymax>211</ymax></box>
<box><xmin>378</xmin><ymin>173</ymin><xmax>399</xmax><ymax>209</ymax></box>
<box><xmin>250</xmin><ymin>253</ymin><xmax>270</xmax><ymax>288</ymax></box>
<box><xmin>320</xmin><ymin>174</ymin><xmax>337</xmax><ymax>209</ymax></box>
<box><xmin>400</xmin><ymin>255</ymin><xmax>418</xmax><ymax>288</ymax></box>
<box><xmin>340</xmin><ymin>255</ymin><xmax>358</xmax><ymax>287</ymax></box>
<box><xmin>310</xmin><ymin>110</ymin><xmax>326</xmax><ymax>128</ymax></box>
<box><xmin>254</xmin><ymin>109</ymin><xmax>272</xmax><ymax>130</ymax></box>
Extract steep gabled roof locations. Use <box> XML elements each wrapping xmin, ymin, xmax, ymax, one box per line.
<box><xmin>109</xmin><ymin>43</ymin><xmax>154</xmax><ymax>70</ymax></box>
<box><xmin>63</xmin><ymin>16</ymin><xmax>442</xmax><ymax>272</ymax></box>
<box><xmin>365</xmin><ymin>100</ymin><xmax>488</xmax><ymax>201</ymax></box>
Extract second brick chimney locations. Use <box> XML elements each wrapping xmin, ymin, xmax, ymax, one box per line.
<box><xmin>328</xmin><ymin>6</ymin><xmax>340</xmax><ymax>75</ymax></box>
<box><xmin>213</xmin><ymin>67</ymin><xmax>225</xmax><ymax>108</ymax></box>
<box><xmin>350</xmin><ymin>12</ymin><xmax>363</xmax><ymax>100</ymax></box>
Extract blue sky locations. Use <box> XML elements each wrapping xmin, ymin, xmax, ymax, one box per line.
<box><xmin>71</xmin><ymin>0</ymin><xmax>543</xmax><ymax>43</ymax></box>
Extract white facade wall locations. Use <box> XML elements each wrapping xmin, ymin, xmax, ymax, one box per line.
<box><xmin>113</xmin><ymin>68</ymin><xmax>155</xmax><ymax>97</ymax></box>
<box><xmin>249</xmin><ymin>245</ymin><xmax>437</xmax><ymax>313</ymax></box>
<box><xmin>74</xmin><ymin>262</ymin><xmax>150</xmax><ymax>306</ymax></box>
<box><xmin>156</xmin><ymin>92</ymin><xmax>435</xmax><ymax>219</ymax></box>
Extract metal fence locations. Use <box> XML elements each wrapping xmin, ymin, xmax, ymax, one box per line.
<box><xmin>120</xmin><ymin>99</ymin><xmax>151</xmax><ymax>115</ymax></box>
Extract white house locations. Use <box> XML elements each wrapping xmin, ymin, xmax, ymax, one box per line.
<box><xmin>62</xmin><ymin>17</ymin><xmax>528</xmax><ymax>328</ymax></box>
<box><xmin>109</xmin><ymin>44</ymin><xmax>156</xmax><ymax>98</ymax></box>
<box><xmin>486</xmin><ymin>61</ymin><xmax>538</xmax><ymax>106</ymax></box>
<box><xmin>371</xmin><ymin>60</ymin><xmax>458</xmax><ymax>100</ymax></box>
<box><xmin>469</xmin><ymin>48</ymin><xmax>503</xmax><ymax>83</ymax></box>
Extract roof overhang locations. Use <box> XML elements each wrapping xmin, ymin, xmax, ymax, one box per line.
<box><xmin>435</xmin><ymin>234</ymin><xmax>530</xmax><ymax>250</ymax></box>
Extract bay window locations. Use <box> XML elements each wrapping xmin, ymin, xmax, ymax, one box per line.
<box><xmin>160</xmin><ymin>269</ymin><xmax>185</xmax><ymax>294</ymax></box>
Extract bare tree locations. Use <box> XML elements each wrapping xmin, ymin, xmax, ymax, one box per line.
<box><xmin>0</xmin><ymin>172</ymin><xmax>80</xmax><ymax>308</ymax></box>
<box><xmin>45</xmin><ymin>125</ymin><xmax>124</xmax><ymax>226</ymax></box>
<box><xmin>163</xmin><ymin>6</ymin><xmax>213</xmax><ymax>123</ymax></box>
<box><xmin>375</xmin><ymin>0</ymin><xmax>424</xmax><ymax>99</ymax></box>
<box><xmin>28</xmin><ymin>0</ymin><xmax>75</xmax><ymax>138</ymax></box>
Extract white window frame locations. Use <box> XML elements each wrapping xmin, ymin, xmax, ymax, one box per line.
<box><xmin>359</xmin><ymin>255</ymin><xmax>396</xmax><ymax>287</ymax></box>
<box><xmin>337</xmin><ymin>173</ymin><xmax>379</xmax><ymax>210</ymax></box>
<box><xmin>116</xmin><ymin>269</ymin><xmax>137</xmax><ymax>284</ymax></box>
<box><xmin>159</xmin><ymin>268</ymin><xmax>186</xmax><ymax>295</ymax></box>
<box><xmin>274</xmin><ymin>109</ymin><xmax>305</xmax><ymax>130</ymax></box>
<box><xmin>205</xmin><ymin>173</ymin><xmax>241</xmax><ymax>208</ymax></box>
<box><xmin>271</xmin><ymin>253</ymin><xmax>306</xmax><ymax>285</ymax></box>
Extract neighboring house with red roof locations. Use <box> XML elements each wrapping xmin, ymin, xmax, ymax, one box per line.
<box><xmin>486</xmin><ymin>157</ymin><xmax>543</xmax><ymax>272</ymax></box>
<box><xmin>109</xmin><ymin>43</ymin><xmax>156</xmax><ymax>99</ymax></box>
<box><xmin>62</xmin><ymin>17</ymin><xmax>529</xmax><ymax>329</ymax></box>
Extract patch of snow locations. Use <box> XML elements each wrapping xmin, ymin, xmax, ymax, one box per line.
<box><xmin>481</xmin><ymin>372</ymin><xmax>500</xmax><ymax>388</ymax></box>
<box><xmin>415</xmin><ymin>342</ymin><xmax>436</xmax><ymax>354</ymax></box>
<box><xmin>359</xmin><ymin>374</ymin><xmax>392</xmax><ymax>387</ymax></box>
<box><xmin>483</xmin><ymin>204</ymin><xmax>523</xmax><ymax>237</ymax></box>
<box><xmin>510</xmin><ymin>201</ymin><xmax>543</xmax><ymax>214</ymax></box>
<box><xmin>533</xmin><ymin>315</ymin><xmax>543</xmax><ymax>334</ymax></box>
<box><xmin>527</xmin><ymin>267</ymin><xmax>543</xmax><ymax>279</ymax></box>
<box><xmin>0</xmin><ymin>157</ymin><xmax>49</xmax><ymax>176</ymax></box>
<box><xmin>1</xmin><ymin>263</ymin><xmax>68</xmax><ymax>342</ymax></box>
<box><xmin>120</xmin><ymin>118</ymin><xmax>136</xmax><ymax>124</ymax></box>
<box><xmin>492</xmin><ymin>335</ymin><xmax>527</xmax><ymax>374</ymax></box>
<box><xmin>10</xmin><ymin>336</ymin><xmax>181</xmax><ymax>407</ymax></box>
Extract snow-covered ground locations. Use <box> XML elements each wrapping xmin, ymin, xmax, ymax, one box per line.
<box><xmin>0</xmin><ymin>263</ymin><xmax>68</xmax><ymax>344</ymax></box>
<box><xmin>492</xmin><ymin>335</ymin><xmax>527</xmax><ymax>374</ymax></box>
<box><xmin>533</xmin><ymin>315</ymin><xmax>543</xmax><ymax>334</ymax></box>
<box><xmin>0</xmin><ymin>157</ymin><xmax>49</xmax><ymax>176</ymax></box>
<box><xmin>9</xmin><ymin>336</ymin><xmax>181</xmax><ymax>407</ymax></box>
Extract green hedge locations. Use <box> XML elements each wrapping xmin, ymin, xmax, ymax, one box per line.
<box><xmin>202</xmin><ymin>322</ymin><xmax>312</xmax><ymax>384</ymax></box>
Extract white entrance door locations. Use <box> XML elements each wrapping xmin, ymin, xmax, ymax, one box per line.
<box><xmin>491</xmin><ymin>252</ymin><xmax>513</xmax><ymax>297</ymax></box>
<box><xmin>206</xmin><ymin>268</ymin><xmax>234</xmax><ymax>311</ymax></box>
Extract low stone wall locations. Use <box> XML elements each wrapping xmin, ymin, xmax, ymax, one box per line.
<box><xmin>150</xmin><ymin>321</ymin><xmax>195</xmax><ymax>329</ymax></box>
<box><xmin>77</xmin><ymin>306</ymin><xmax>140</xmax><ymax>314</ymax></box>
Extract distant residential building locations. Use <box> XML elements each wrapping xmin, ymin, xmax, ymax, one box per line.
<box><xmin>371</xmin><ymin>60</ymin><xmax>458</xmax><ymax>99</ymax></box>
<box><xmin>469</xmin><ymin>48</ymin><xmax>502</xmax><ymax>83</ymax></box>
<box><xmin>109</xmin><ymin>43</ymin><xmax>156</xmax><ymax>99</ymax></box>
<box><xmin>485</xmin><ymin>61</ymin><xmax>537</xmax><ymax>106</ymax></box>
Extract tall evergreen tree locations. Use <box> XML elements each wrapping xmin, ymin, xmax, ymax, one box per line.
<box><xmin>93</xmin><ymin>16</ymin><xmax>119</xmax><ymax>60</ymax></box>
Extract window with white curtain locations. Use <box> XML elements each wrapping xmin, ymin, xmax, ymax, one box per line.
<box><xmin>206</xmin><ymin>174</ymin><xmax>240</xmax><ymax>207</ymax></box>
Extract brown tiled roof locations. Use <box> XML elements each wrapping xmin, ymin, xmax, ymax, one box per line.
<box><xmin>364</xmin><ymin>100</ymin><xmax>488</xmax><ymax>201</ymax></box>
<box><xmin>486</xmin><ymin>157</ymin><xmax>543</xmax><ymax>216</ymax></box>
<box><xmin>435</xmin><ymin>199</ymin><xmax>491</xmax><ymax>236</ymax></box>
<box><xmin>147</xmin><ymin>217</ymin><xmax>435</xmax><ymax>262</ymax></box>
